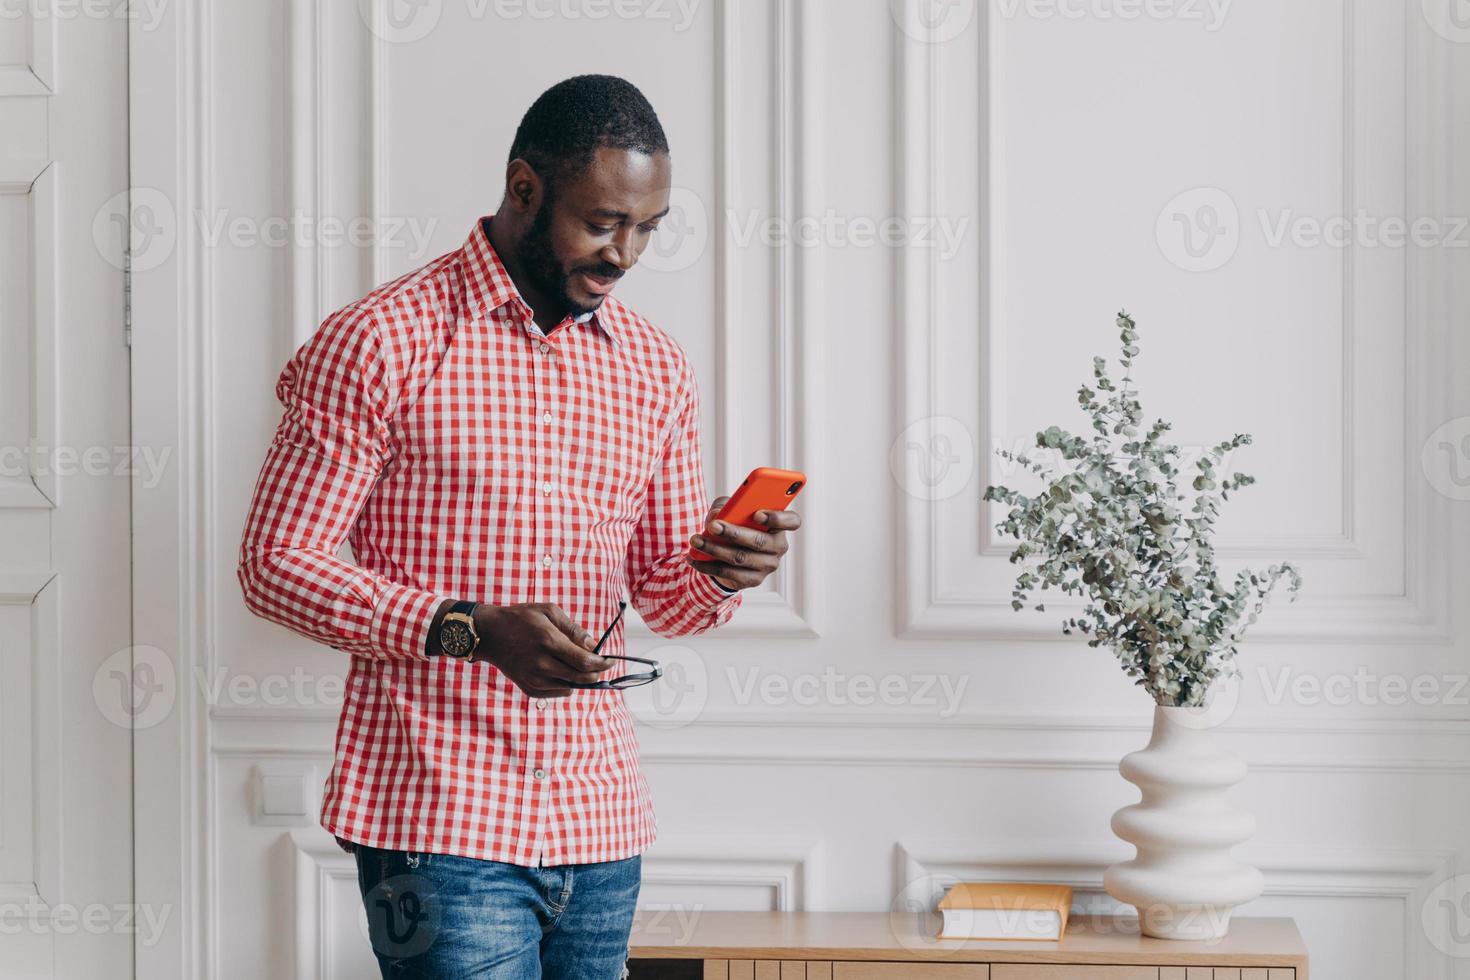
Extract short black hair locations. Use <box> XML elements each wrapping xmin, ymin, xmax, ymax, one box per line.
<box><xmin>508</xmin><ymin>74</ymin><xmax>669</xmax><ymax>190</ymax></box>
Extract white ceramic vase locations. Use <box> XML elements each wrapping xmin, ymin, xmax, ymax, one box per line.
<box><xmin>1103</xmin><ymin>704</ymin><xmax>1263</xmax><ymax>940</ymax></box>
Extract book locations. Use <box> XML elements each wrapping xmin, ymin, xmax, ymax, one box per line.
<box><xmin>936</xmin><ymin>882</ymin><xmax>1073</xmax><ymax>941</ymax></box>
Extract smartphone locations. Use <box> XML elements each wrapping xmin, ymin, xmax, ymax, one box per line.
<box><xmin>688</xmin><ymin>467</ymin><xmax>807</xmax><ymax>562</ymax></box>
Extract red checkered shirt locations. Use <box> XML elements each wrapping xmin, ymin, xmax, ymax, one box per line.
<box><xmin>237</xmin><ymin>215</ymin><xmax>743</xmax><ymax>866</ymax></box>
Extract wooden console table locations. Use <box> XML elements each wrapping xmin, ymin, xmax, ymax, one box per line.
<box><xmin>628</xmin><ymin>913</ymin><xmax>1308</xmax><ymax>980</ymax></box>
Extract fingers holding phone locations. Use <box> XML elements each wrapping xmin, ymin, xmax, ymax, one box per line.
<box><xmin>686</xmin><ymin>467</ymin><xmax>806</xmax><ymax>590</ymax></box>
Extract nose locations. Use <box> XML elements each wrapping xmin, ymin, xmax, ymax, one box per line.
<box><xmin>600</xmin><ymin>228</ymin><xmax>637</xmax><ymax>272</ymax></box>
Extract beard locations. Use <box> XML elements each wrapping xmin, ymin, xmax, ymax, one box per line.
<box><xmin>515</xmin><ymin>183</ymin><xmax>619</xmax><ymax>318</ymax></box>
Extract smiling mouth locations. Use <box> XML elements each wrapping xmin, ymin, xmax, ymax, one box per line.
<box><xmin>579</xmin><ymin>271</ymin><xmax>620</xmax><ymax>295</ymax></box>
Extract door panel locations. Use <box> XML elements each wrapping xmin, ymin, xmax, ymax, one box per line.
<box><xmin>0</xmin><ymin>2</ymin><xmax>131</xmax><ymax>978</ymax></box>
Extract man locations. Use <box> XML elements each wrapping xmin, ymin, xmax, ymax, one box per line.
<box><xmin>237</xmin><ymin>74</ymin><xmax>801</xmax><ymax>978</ymax></box>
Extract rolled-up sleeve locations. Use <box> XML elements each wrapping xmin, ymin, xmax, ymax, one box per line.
<box><xmin>624</xmin><ymin>356</ymin><xmax>744</xmax><ymax>636</ymax></box>
<box><xmin>236</xmin><ymin>304</ymin><xmax>445</xmax><ymax>661</ymax></box>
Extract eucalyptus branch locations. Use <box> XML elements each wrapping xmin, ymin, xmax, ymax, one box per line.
<box><xmin>981</xmin><ymin>312</ymin><xmax>1303</xmax><ymax>707</ymax></box>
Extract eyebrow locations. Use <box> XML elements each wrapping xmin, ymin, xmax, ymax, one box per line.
<box><xmin>588</xmin><ymin>206</ymin><xmax>671</xmax><ymax>222</ymax></box>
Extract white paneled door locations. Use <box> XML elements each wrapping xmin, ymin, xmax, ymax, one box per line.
<box><xmin>0</xmin><ymin>2</ymin><xmax>132</xmax><ymax>979</ymax></box>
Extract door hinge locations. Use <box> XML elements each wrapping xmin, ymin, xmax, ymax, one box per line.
<box><xmin>123</xmin><ymin>250</ymin><xmax>132</xmax><ymax>348</ymax></box>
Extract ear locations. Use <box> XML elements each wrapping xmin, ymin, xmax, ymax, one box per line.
<box><xmin>503</xmin><ymin>159</ymin><xmax>542</xmax><ymax>214</ymax></box>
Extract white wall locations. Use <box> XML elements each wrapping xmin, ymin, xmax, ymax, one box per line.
<box><xmin>134</xmin><ymin>1</ymin><xmax>1470</xmax><ymax>978</ymax></box>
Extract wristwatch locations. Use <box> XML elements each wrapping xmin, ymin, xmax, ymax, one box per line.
<box><xmin>435</xmin><ymin>600</ymin><xmax>480</xmax><ymax>659</ymax></box>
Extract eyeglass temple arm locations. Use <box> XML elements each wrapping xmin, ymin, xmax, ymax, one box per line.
<box><xmin>592</xmin><ymin>599</ymin><xmax>629</xmax><ymax>654</ymax></box>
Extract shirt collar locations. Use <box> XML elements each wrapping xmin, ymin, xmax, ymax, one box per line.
<box><xmin>461</xmin><ymin>216</ymin><xmax>622</xmax><ymax>349</ymax></box>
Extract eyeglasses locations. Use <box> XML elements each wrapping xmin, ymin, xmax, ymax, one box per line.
<box><xmin>566</xmin><ymin>599</ymin><xmax>664</xmax><ymax>690</ymax></box>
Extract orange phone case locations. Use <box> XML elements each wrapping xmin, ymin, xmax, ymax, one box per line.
<box><xmin>688</xmin><ymin>467</ymin><xmax>806</xmax><ymax>562</ymax></box>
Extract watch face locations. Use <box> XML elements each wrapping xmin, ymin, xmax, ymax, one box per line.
<box><xmin>441</xmin><ymin>621</ymin><xmax>474</xmax><ymax>658</ymax></box>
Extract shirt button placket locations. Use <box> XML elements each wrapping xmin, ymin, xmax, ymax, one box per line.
<box><xmin>528</xmin><ymin>318</ymin><xmax>564</xmax><ymax>865</ymax></box>
<box><xmin>533</xmin><ymin>323</ymin><xmax>561</xmax><ymax>582</ymax></box>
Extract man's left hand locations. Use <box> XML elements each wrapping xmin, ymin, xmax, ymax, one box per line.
<box><xmin>686</xmin><ymin>495</ymin><xmax>802</xmax><ymax>592</ymax></box>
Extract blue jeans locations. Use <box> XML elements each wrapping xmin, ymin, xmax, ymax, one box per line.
<box><xmin>353</xmin><ymin>843</ymin><xmax>642</xmax><ymax>979</ymax></box>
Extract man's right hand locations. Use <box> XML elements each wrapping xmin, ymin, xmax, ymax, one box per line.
<box><xmin>471</xmin><ymin>603</ymin><xmax>614</xmax><ymax>698</ymax></box>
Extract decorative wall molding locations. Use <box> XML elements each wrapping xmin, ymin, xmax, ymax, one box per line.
<box><xmin>666</xmin><ymin>0</ymin><xmax>822</xmax><ymax>638</ymax></box>
<box><xmin>290</xmin><ymin>829</ymin><xmax>366</xmax><ymax>980</ymax></box>
<box><xmin>894</xmin><ymin>0</ymin><xmax>1455</xmax><ymax>644</ymax></box>
<box><xmin>209</xmin><ymin>706</ymin><xmax>1470</xmax><ymax>776</ymax></box>
<box><xmin>287</xmin><ymin>0</ymin><xmax>325</xmax><ymax>350</ymax></box>
<box><xmin>641</xmin><ymin>835</ymin><xmax>824</xmax><ymax>911</ymax></box>
<box><xmin>131</xmin><ymin>0</ymin><xmax>216</xmax><ymax>976</ymax></box>
<box><xmin>632</xmin><ymin>714</ymin><xmax>1470</xmax><ymax>775</ymax></box>
<box><xmin>288</xmin><ymin>0</ymin><xmax>380</xmax><ymax>351</ymax></box>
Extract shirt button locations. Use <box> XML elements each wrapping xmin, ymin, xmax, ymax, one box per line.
<box><xmin>542</xmin><ymin>411</ymin><xmax>553</xmax><ymax>423</ymax></box>
<box><xmin>541</xmin><ymin>481</ymin><xmax>553</xmax><ymax>494</ymax></box>
<box><xmin>539</xmin><ymin>342</ymin><xmax>550</xmax><ymax>354</ymax></box>
<box><xmin>533</xmin><ymin>768</ymin><xmax>547</xmax><ymax>780</ymax></box>
<box><xmin>535</xmin><ymin>698</ymin><xmax>548</xmax><ymax>709</ymax></box>
<box><xmin>541</xmin><ymin>554</ymin><xmax>554</xmax><ymax>567</ymax></box>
